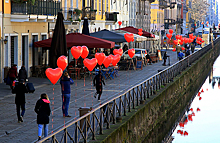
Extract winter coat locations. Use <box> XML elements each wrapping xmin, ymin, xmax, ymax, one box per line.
<box><xmin>60</xmin><ymin>76</ymin><xmax>74</xmax><ymax>94</ymax></box>
<box><xmin>34</xmin><ymin>98</ymin><xmax>51</xmax><ymax>124</ymax></box>
<box><xmin>176</xmin><ymin>45</ymin><xmax>181</xmax><ymax>53</ymax></box>
<box><xmin>8</xmin><ymin>66</ymin><xmax>17</xmax><ymax>78</ymax></box>
<box><xmin>13</xmin><ymin>83</ymin><xmax>28</xmax><ymax>104</ymax></box>
<box><xmin>18</xmin><ymin>67</ymin><xmax>27</xmax><ymax>81</ymax></box>
<box><xmin>163</xmin><ymin>52</ymin><xmax>168</xmax><ymax>60</ymax></box>
<box><xmin>93</xmin><ymin>73</ymin><xmax>105</xmax><ymax>93</ymax></box>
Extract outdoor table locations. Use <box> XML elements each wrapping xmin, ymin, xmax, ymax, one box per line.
<box><xmin>68</xmin><ymin>67</ymin><xmax>81</xmax><ymax>79</ymax></box>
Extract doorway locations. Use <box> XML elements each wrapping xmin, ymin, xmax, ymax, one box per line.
<box><xmin>22</xmin><ymin>35</ymin><xmax>29</xmax><ymax>76</ymax></box>
<box><xmin>10</xmin><ymin>36</ymin><xmax>18</xmax><ymax>67</ymax></box>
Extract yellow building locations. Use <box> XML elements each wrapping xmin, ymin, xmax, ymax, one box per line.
<box><xmin>186</xmin><ymin>0</ymin><xmax>191</xmax><ymax>30</ymax></box>
<box><xmin>151</xmin><ymin>0</ymin><xmax>164</xmax><ymax>31</ymax></box>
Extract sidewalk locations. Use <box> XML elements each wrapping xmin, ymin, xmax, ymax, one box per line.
<box><xmin>0</xmin><ymin>50</ymin><xmax>179</xmax><ymax>143</ymax></box>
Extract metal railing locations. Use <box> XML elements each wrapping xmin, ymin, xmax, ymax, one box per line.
<box><xmin>37</xmin><ymin>38</ymin><xmax>220</xmax><ymax>143</ymax></box>
<box><xmin>11</xmin><ymin>0</ymin><xmax>61</xmax><ymax>16</ymax></box>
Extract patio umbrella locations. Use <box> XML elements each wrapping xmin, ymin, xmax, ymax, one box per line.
<box><xmin>82</xmin><ymin>17</ymin><xmax>90</xmax><ymax>36</ymax></box>
<box><xmin>49</xmin><ymin>12</ymin><xmax>67</xmax><ymax>68</ymax></box>
<box><xmin>90</xmin><ymin>29</ymin><xmax>126</xmax><ymax>43</ymax></box>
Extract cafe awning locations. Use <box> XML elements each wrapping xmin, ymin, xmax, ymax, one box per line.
<box><xmin>90</xmin><ymin>29</ymin><xmax>127</xmax><ymax>43</ymax></box>
<box><xmin>115</xmin><ymin>26</ymin><xmax>155</xmax><ymax>38</ymax></box>
<box><xmin>34</xmin><ymin>33</ymin><xmax>115</xmax><ymax>49</ymax></box>
<box><xmin>112</xmin><ymin>30</ymin><xmax>147</xmax><ymax>42</ymax></box>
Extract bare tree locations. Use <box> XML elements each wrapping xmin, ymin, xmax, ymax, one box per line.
<box><xmin>191</xmin><ymin>0</ymin><xmax>209</xmax><ymax>22</ymax></box>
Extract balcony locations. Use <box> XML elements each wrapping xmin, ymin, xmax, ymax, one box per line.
<box><xmin>176</xmin><ymin>18</ymin><xmax>183</xmax><ymax>24</ymax></box>
<box><xmin>81</xmin><ymin>7</ymin><xmax>97</xmax><ymax>20</ymax></box>
<box><xmin>164</xmin><ymin>18</ymin><xmax>176</xmax><ymax>25</ymax></box>
<box><xmin>11</xmin><ymin>1</ymin><xmax>61</xmax><ymax>16</ymax></box>
<box><xmin>105</xmin><ymin>12</ymin><xmax>119</xmax><ymax>22</ymax></box>
<box><xmin>159</xmin><ymin>0</ymin><xmax>169</xmax><ymax>9</ymax></box>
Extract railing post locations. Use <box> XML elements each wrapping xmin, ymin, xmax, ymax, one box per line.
<box><xmin>64</xmin><ymin>128</ymin><xmax>67</xmax><ymax>143</ymax></box>
<box><xmin>92</xmin><ymin>112</ymin><xmax>96</xmax><ymax>140</ymax></box>
<box><xmin>136</xmin><ymin>86</ymin><xmax>139</xmax><ymax>106</ymax></box>
<box><xmin>140</xmin><ymin>84</ymin><xmax>143</xmax><ymax>101</ymax></box>
<box><xmin>119</xmin><ymin>96</ymin><xmax>122</xmax><ymax>116</ymax></box>
<box><xmin>124</xmin><ymin>94</ymin><xmax>126</xmax><ymax>116</ymax></box>
<box><xmin>75</xmin><ymin>122</ymin><xmax>78</xmax><ymax>143</ymax></box>
<box><xmin>132</xmin><ymin>88</ymin><xmax>135</xmax><ymax>109</ymax></box>
<box><xmin>107</xmin><ymin>103</ymin><xmax>110</xmax><ymax>129</ymax></box>
<box><xmin>147</xmin><ymin>80</ymin><xmax>150</xmax><ymax>98</ymax></box>
<box><xmin>128</xmin><ymin>91</ymin><xmax>131</xmax><ymax>112</ymax></box>
<box><xmin>99</xmin><ymin>107</ymin><xmax>103</xmax><ymax>134</ymax></box>
<box><xmin>113</xmin><ymin>100</ymin><xmax>116</xmax><ymax>124</ymax></box>
<box><xmin>84</xmin><ymin>118</ymin><xmax>87</xmax><ymax>143</ymax></box>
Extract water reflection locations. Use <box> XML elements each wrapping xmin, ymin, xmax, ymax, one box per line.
<box><xmin>170</xmin><ymin>56</ymin><xmax>220</xmax><ymax>143</ymax></box>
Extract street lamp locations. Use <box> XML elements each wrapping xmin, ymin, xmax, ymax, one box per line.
<box><xmin>153</xmin><ymin>20</ymin><xmax>156</xmax><ymax>31</ymax></box>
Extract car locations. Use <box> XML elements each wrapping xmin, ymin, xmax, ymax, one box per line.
<box><xmin>121</xmin><ymin>48</ymin><xmax>147</xmax><ymax>59</ymax></box>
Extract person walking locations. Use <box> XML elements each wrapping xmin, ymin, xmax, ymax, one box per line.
<box><xmin>8</xmin><ymin>64</ymin><xmax>18</xmax><ymax>88</ymax></box>
<box><xmin>12</xmin><ymin>79</ymin><xmax>28</xmax><ymax>123</ymax></box>
<box><xmin>18</xmin><ymin>65</ymin><xmax>27</xmax><ymax>82</ymax></box>
<box><xmin>145</xmin><ymin>52</ymin><xmax>152</xmax><ymax>65</ymax></box>
<box><xmin>93</xmin><ymin>70</ymin><xmax>105</xmax><ymax>101</ymax></box>
<box><xmin>34</xmin><ymin>93</ymin><xmax>51</xmax><ymax>141</ymax></box>
<box><xmin>176</xmin><ymin>44</ymin><xmax>181</xmax><ymax>58</ymax></box>
<box><xmin>60</xmin><ymin>72</ymin><xmax>74</xmax><ymax>117</ymax></box>
<box><xmin>191</xmin><ymin>43</ymin><xmax>195</xmax><ymax>53</ymax></box>
<box><xmin>178</xmin><ymin>52</ymin><xmax>184</xmax><ymax>61</ymax></box>
<box><xmin>162</xmin><ymin>51</ymin><xmax>169</xmax><ymax>66</ymax></box>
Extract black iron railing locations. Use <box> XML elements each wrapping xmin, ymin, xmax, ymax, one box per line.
<box><xmin>81</xmin><ymin>7</ymin><xmax>97</xmax><ymax>20</ymax></box>
<box><xmin>164</xmin><ymin>18</ymin><xmax>176</xmax><ymax>25</ymax></box>
<box><xmin>36</xmin><ymin>38</ymin><xmax>220</xmax><ymax>143</ymax></box>
<box><xmin>159</xmin><ymin>0</ymin><xmax>169</xmax><ymax>9</ymax></box>
<box><xmin>11</xmin><ymin>1</ymin><xmax>61</xmax><ymax>16</ymax></box>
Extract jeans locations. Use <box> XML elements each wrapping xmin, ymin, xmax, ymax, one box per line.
<box><xmin>62</xmin><ymin>94</ymin><xmax>70</xmax><ymax>116</ymax></box>
<box><xmin>16</xmin><ymin>103</ymin><xmax>25</xmax><ymax>120</ymax></box>
<box><xmin>38</xmin><ymin>124</ymin><xmax>48</xmax><ymax>137</ymax></box>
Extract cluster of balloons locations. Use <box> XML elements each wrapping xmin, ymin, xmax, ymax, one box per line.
<box><xmin>196</xmin><ymin>37</ymin><xmax>204</xmax><ymax>45</ymax></box>
<box><xmin>138</xmin><ymin>28</ymin><xmax>143</xmax><ymax>36</ymax></box>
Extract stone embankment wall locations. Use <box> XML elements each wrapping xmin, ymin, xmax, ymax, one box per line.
<box><xmin>90</xmin><ymin>40</ymin><xmax>220</xmax><ymax>143</ymax></box>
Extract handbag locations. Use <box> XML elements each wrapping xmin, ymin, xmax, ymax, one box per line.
<box><xmin>6</xmin><ymin>76</ymin><xmax>11</xmax><ymax>85</ymax></box>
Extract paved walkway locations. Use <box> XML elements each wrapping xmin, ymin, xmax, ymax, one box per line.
<box><xmin>0</xmin><ymin>50</ymin><xmax>181</xmax><ymax>142</ymax></box>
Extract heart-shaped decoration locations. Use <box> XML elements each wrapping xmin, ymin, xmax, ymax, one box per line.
<box><xmin>83</xmin><ymin>58</ymin><xmax>98</xmax><ymax>71</ymax></box>
<box><xmin>103</xmin><ymin>56</ymin><xmax>113</xmax><ymax>68</ymax></box>
<box><xmin>173</xmin><ymin>40</ymin><xmax>178</xmax><ymax>45</ymax></box>
<box><xmin>192</xmin><ymin>36</ymin><xmax>196</xmax><ymax>39</ymax></box>
<box><xmin>112</xmin><ymin>54</ymin><xmax>121</xmax><ymax>66</ymax></box>
<box><xmin>176</xmin><ymin>35</ymin><xmax>181</xmax><ymax>40</ymax></box>
<box><xmin>128</xmin><ymin>48</ymin><xmax>135</xmax><ymax>58</ymax></box>
<box><xmin>169</xmin><ymin>29</ymin><xmax>173</xmax><ymax>34</ymax></box>
<box><xmin>179</xmin><ymin>40</ymin><xmax>183</xmax><ymax>45</ymax></box>
<box><xmin>138</xmin><ymin>28</ymin><xmax>142</xmax><ymax>32</ymax></box>
<box><xmin>118</xmin><ymin>21</ymin><xmax>122</xmax><ymax>26</ymax></box>
<box><xmin>124</xmin><ymin>33</ymin><xmax>134</xmax><ymax>43</ymax></box>
<box><xmin>166</xmin><ymin>33</ymin><xmax>172</xmax><ymax>39</ymax></box>
<box><xmin>57</xmin><ymin>56</ymin><xmax>67</xmax><ymax>71</ymax></box>
<box><xmin>45</xmin><ymin>68</ymin><xmax>63</xmax><ymax>85</ymax></box>
<box><xmin>172</xmin><ymin>48</ymin><xmax>176</xmax><ymax>52</ymax></box>
<box><xmin>113</xmin><ymin>49</ymin><xmax>123</xmax><ymax>56</ymax></box>
<box><xmin>181</xmin><ymin>47</ymin><xmax>185</xmax><ymax>51</ymax></box>
<box><xmin>138</xmin><ymin>31</ymin><xmax>143</xmax><ymax>36</ymax></box>
<box><xmin>71</xmin><ymin>46</ymin><xmax>83</xmax><ymax>59</ymax></box>
<box><xmin>95</xmin><ymin>53</ymin><xmax>106</xmax><ymax>65</ymax></box>
<box><xmin>184</xmin><ymin>38</ymin><xmax>189</xmax><ymax>43</ymax></box>
<box><xmin>201</xmin><ymin>40</ymin><xmax>205</xmax><ymax>43</ymax></box>
<box><xmin>189</xmin><ymin>33</ymin><xmax>193</xmax><ymax>39</ymax></box>
<box><xmin>81</xmin><ymin>46</ymin><xmax>89</xmax><ymax>59</ymax></box>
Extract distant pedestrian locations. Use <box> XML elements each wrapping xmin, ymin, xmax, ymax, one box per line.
<box><xmin>191</xmin><ymin>43</ymin><xmax>195</xmax><ymax>53</ymax></box>
<box><xmin>162</xmin><ymin>51</ymin><xmax>169</xmax><ymax>66</ymax></box>
<box><xmin>60</xmin><ymin>72</ymin><xmax>74</xmax><ymax>117</ymax></box>
<box><xmin>8</xmin><ymin>64</ymin><xmax>18</xmax><ymax>88</ymax></box>
<box><xmin>185</xmin><ymin>49</ymin><xmax>190</xmax><ymax>57</ymax></box>
<box><xmin>93</xmin><ymin>70</ymin><xmax>105</xmax><ymax>101</ymax></box>
<box><xmin>34</xmin><ymin>93</ymin><xmax>51</xmax><ymax>141</ymax></box>
<box><xmin>145</xmin><ymin>52</ymin><xmax>152</xmax><ymax>65</ymax></box>
<box><xmin>176</xmin><ymin>44</ymin><xmax>181</xmax><ymax>58</ymax></box>
<box><xmin>12</xmin><ymin>79</ymin><xmax>28</xmax><ymax>123</ymax></box>
<box><xmin>18</xmin><ymin>65</ymin><xmax>27</xmax><ymax>82</ymax></box>
<box><xmin>178</xmin><ymin>52</ymin><xmax>184</xmax><ymax>60</ymax></box>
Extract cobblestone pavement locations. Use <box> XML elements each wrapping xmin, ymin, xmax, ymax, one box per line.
<box><xmin>0</xmin><ymin>50</ymin><xmax>180</xmax><ymax>142</ymax></box>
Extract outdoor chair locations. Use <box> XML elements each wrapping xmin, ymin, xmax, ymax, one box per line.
<box><xmin>107</xmin><ymin>67</ymin><xmax>115</xmax><ymax>79</ymax></box>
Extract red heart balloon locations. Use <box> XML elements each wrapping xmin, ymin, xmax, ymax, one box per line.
<box><xmin>113</xmin><ymin>49</ymin><xmax>123</xmax><ymax>56</ymax></box>
<box><xmin>112</xmin><ymin>54</ymin><xmax>121</xmax><ymax>66</ymax></box>
<box><xmin>176</xmin><ymin>35</ymin><xmax>181</xmax><ymax>40</ymax></box>
<box><xmin>181</xmin><ymin>47</ymin><xmax>185</xmax><ymax>51</ymax></box>
<box><xmin>124</xmin><ymin>33</ymin><xmax>134</xmax><ymax>43</ymax></box>
<box><xmin>57</xmin><ymin>56</ymin><xmax>67</xmax><ymax>71</ymax></box>
<box><xmin>71</xmin><ymin>46</ymin><xmax>83</xmax><ymax>59</ymax></box>
<box><xmin>138</xmin><ymin>31</ymin><xmax>143</xmax><ymax>36</ymax></box>
<box><xmin>169</xmin><ymin>29</ymin><xmax>173</xmax><ymax>34</ymax></box>
<box><xmin>95</xmin><ymin>53</ymin><xmax>105</xmax><ymax>66</ymax></box>
<box><xmin>189</xmin><ymin>33</ymin><xmax>193</xmax><ymax>38</ymax></box>
<box><xmin>128</xmin><ymin>48</ymin><xmax>135</xmax><ymax>58</ymax></box>
<box><xmin>118</xmin><ymin>21</ymin><xmax>122</xmax><ymax>26</ymax></box>
<box><xmin>45</xmin><ymin>68</ymin><xmax>63</xmax><ymax>85</ymax></box>
<box><xmin>83</xmin><ymin>58</ymin><xmax>98</xmax><ymax>71</ymax></box>
<box><xmin>81</xmin><ymin>46</ymin><xmax>89</xmax><ymax>59</ymax></box>
<box><xmin>192</xmin><ymin>36</ymin><xmax>196</xmax><ymax>39</ymax></box>
<box><xmin>184</xmin><ymin>38</ymin><xmax>189</xmax><ymax>43</ymax></box>
<box><xmin>103</xmin><ymin>56</ymin><xmax>113</xmax><ymax>68</ymax></box>
<box><xmin>138</xmin><ymin>28</ymin><xmax>142</xmax><ymax>32</ymax></box>
<box><xmin>179</xmin><ymin>40</ymin><xmax>183</xmax><ymax>45</ymax></box>
<box><xmin>166</xmin><ymin>33</ymin><xmax>172</xmax><ymax>39</ymax></box>
<box><xmin>172</xmin><ymin>48</ymin><xmax>176</xmax><ymax>52</ymax></box>
<box><xmin>174</xmin><ymin>40</ymin><xmax>178</xmax><ymax>45</ymax></box>
<box><xmin>201</xmin><ymin>40</ymin><xmax>205</xmax><ymax>43</ymax></box>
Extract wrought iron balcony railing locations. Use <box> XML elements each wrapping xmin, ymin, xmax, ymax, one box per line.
<box><xmin>81</xmin><ymin>7</ymin><xmax>97</xmax><ymax>20</ymax></box>
<box><xmin>11</xmin><ymin>1</ymin><xmax>61</xmax><ymax>16</ymax></box>
<box><xmin>164</xmin><ymin>18</ymin><xmax>176</xmax><ymax>25</ymax></box>
<box><xmin>176</xmin><ymin>18</ymin><xmax>183</xmax><ymax>24</ymax></box>
<box><xmin>105</xmin><ymin>12</ymin><xmax>119</xmax><ymax>22</ymax></box>
<box><xmin>159</xmin><ymin>0</ymin><xmax>169</xmax><ymax>9</ymax></box>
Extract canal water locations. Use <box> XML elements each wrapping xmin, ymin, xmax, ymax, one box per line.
<box><xmin>166</xmin><ymin>56</ymin><xmax>220</xmax><ymax>143</ymax></box>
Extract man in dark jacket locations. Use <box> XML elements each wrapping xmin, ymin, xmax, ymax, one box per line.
<box><xmin>34</xmin><ymin>93</ymin><xmax>51</xmax><ymax>141</ymax></box>
<box><xmin>8</xmin><ymin>64</ymin><xmax>18</xmax><ymax>88</ymax></box>
<box><xmin>12</xmin><ymin>79</ymin><xmax>28</xmax><ymax>123</ymax></box>
<box><xmin>93</xmin><ymin>70</ymin><xmax>105</xmax><ymax>101</ymax></box>
<box><xmin>60</xmin><ymin>72</ymin><xmax>74</xmax><ymax>117</ymax></box>
<box><xmin>18</xmin><ymin>65</ymin><xmax>27</xmax><ymax>82</ymax></box>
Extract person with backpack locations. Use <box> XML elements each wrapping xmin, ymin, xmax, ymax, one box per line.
<box><xmin>12</xmin><ymin>79</ymin><xmax>28</xmax><ymax>123</ymax></box>
<box><xmin>18</xmin><ymin>65</ymin><xmax>27</xmax><ymax>82</ymax></box>
<box><xmin>93</xmin><ymin>70</ymin><xmax>105</xmax><ymax>101</ymax></box>
<box><xmin>34</xmin><ymin>93</ymin><xmax>51</xmax><ymax>141</ymax></box>
<box><xmin>178</xmin><ymin>52</ymin><xmax>185</xmax><ymax>61</ymax></box>
<box><xmin>60</xmin><ymin>72</ymin><xmax>74</xmax><ymax>117</ymax></box>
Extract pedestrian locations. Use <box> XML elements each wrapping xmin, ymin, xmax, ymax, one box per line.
<box><xmin>8</xmin><ymin>64</ymin><xmax>18</xmax><ymax>88</ymax></box>
<box><xmin>34</xmin><ymin>93</ymin><xmax>51</xmax><ymax>141</ymax></box>
<box><xmin>18</xmin><ymin>65</ymin><xmax>27</xmax><ymax>82</ymax></box>
<box><xmin>176</xmin><ymin>44</ymin><xmax>181</xmax><ymax>58</ymax></box>
<box><xmin>145</xmin><ymin>52</ymin><xmax>152</xmax><ymax>65</ymax></box>
<box><xmin>162</xmin><ymin>51</ymin><xmax>169</xmax><ymax>66</ymax></box>
<box><xmin>12</xmin><ymin>79</ymin><xmax>28</xmax><ymax>123</ymax></box>
<box><xmin>60</xmin><ymin>72</ymin><xmax>74</xmax><ymax>117</ymax></box>
<box><xmin>178</xmin><ymin>52</ymin><xmax>184</xmax><ymax>61</ymax></box>
<box><xmin>93</xmin><ymin>70</ymin><xmax>105</xmax><ymax>101</ymax></box>
<box><xmin>191</xmin><ymin>43</ymin><xmax>195</xmax><ymax>53</ymax></box>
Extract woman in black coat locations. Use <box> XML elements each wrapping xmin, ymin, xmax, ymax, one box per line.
<box><xmin>12</xmin><ymin>79</ymin><xmax>28</xmax><ymax>123</ymax></box>
<box><xmin>34</xmin><ymin>93</ymin><xmax>51</xmax><ymax>141</ymax></box>
<box><xmin>93</xmin><ymin>70</ymin><xmax>105</xmax><ymax>101</ymax></box>
<box><xmin>18</xmin><ymin>66</ymin><xmax>27</xmax><ymax>82</ymax></box>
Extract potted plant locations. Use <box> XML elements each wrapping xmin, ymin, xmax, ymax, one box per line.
<box><xmin>74</xmin><ymin>9</ymin><xmax>82</xmax><ymax>16</ymax></box>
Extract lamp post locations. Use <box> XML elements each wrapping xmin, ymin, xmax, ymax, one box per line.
<box><xmin>153</xmin><ymin>20</ymin><xmax>156</xmax><ymax>31</ymax></box>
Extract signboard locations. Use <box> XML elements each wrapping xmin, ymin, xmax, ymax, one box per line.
<box><xmin>136</xmin><ymin>60</ymin><xmax>143</xmax><ymax>70</ymax></box>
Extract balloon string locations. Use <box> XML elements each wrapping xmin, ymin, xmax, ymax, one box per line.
<box><xmin>91</xmin><ymin>73</ymin><xmax>93</xmax><ymax>107</ymax></box>
<box><xmin>62</xmin><ymin>94</ymin><xmax>65</xmax><ymax>127</ymax></box>
<box><xmin>84</xmin><ymin>71</ymin><xmax>86</xmax><ymax>107</ymax></box>
<box><xmin>51</xmin><ymin>86</ymin><xmax>54</xmax><ymax>133</ymax></box>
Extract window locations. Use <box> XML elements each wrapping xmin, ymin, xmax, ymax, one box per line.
<box><xmin>103</xmin><ymin>0</ymin><xmax>105</xmax><ymax>14</ymax></box>
<box><xmin>99</xmin><ymin>0</ymin><xmax>101</xmax><ymax>14</ymax></box>
<box><xmin>87</xmin><ymin>0</ymin><xmax>89</xmax><ymax>7</ymax></box>
<box><xmin>106</xmin><ymin>0</ymin><xmax>108</xmax><ymax>11</ymax></box>
<box><xmin>95</xmin><ymin>0</ymin><xmax>97</xmax><ymax>10</ymax></box>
